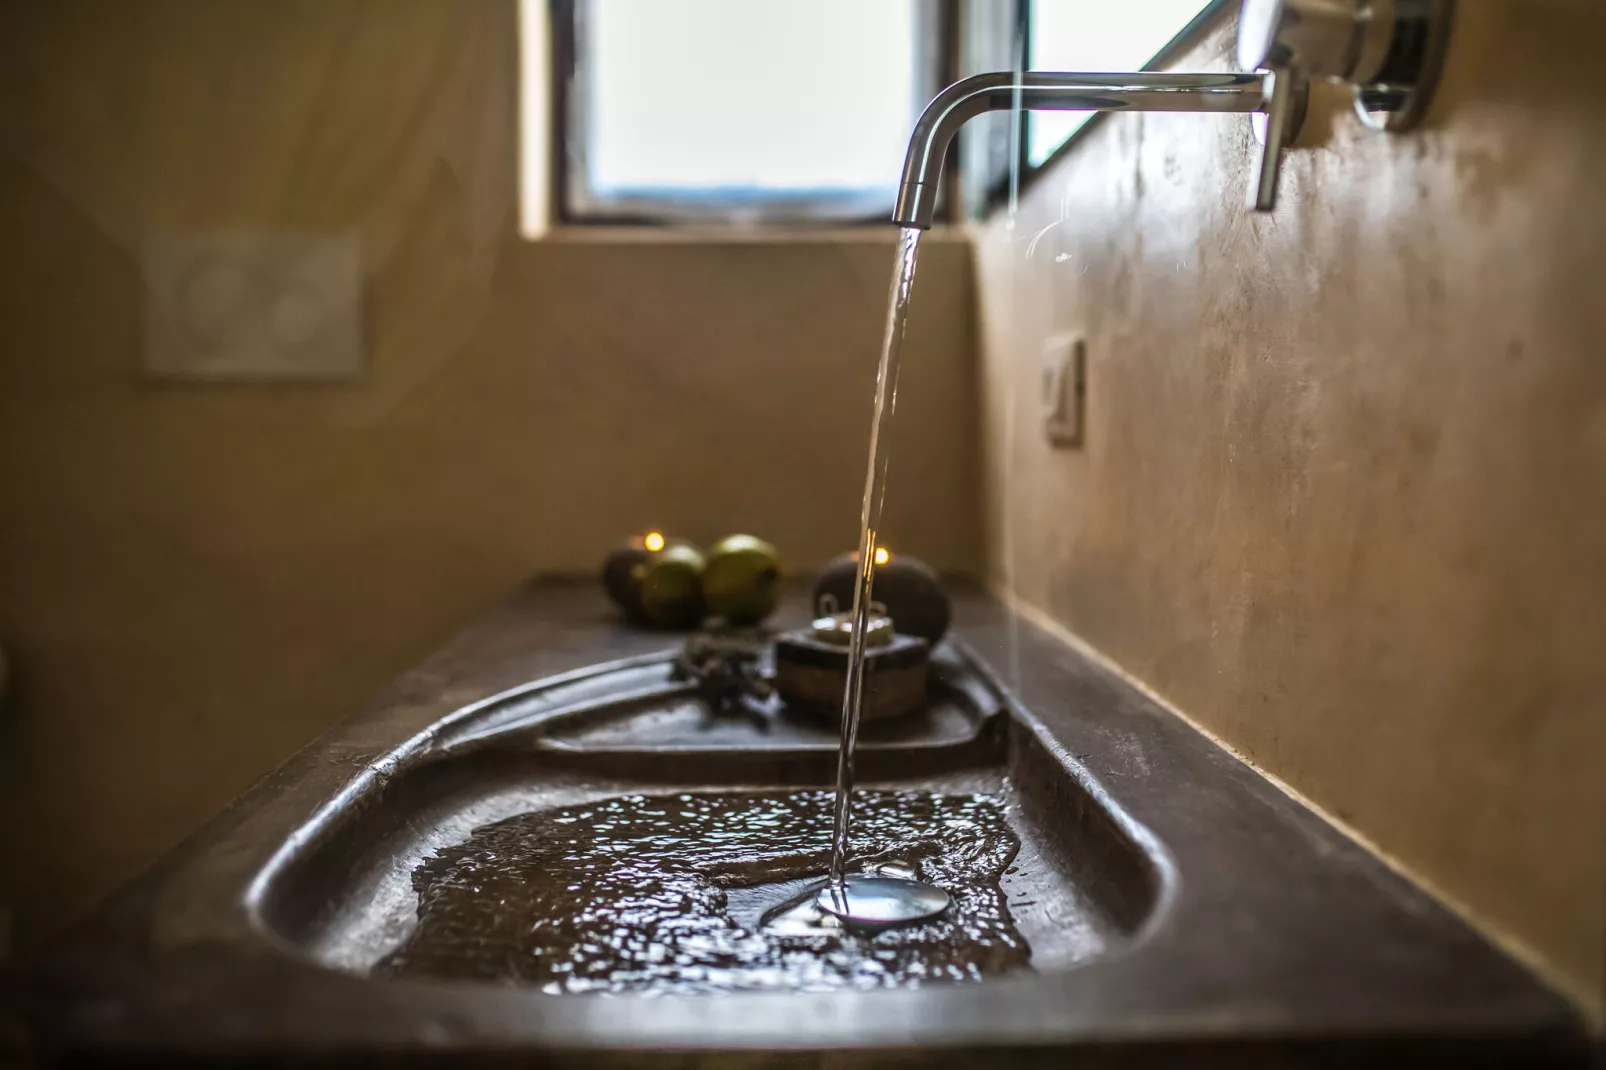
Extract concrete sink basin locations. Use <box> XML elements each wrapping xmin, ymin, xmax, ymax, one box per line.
<box><xmin>21</xmin><ymin>583</ymin><xmax>1585</xmax><ymax>1067</ymax></box>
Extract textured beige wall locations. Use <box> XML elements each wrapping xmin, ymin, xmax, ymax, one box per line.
<box><xmin>974</xmin><ymin>3</ymin><xmax>1605</xmax><ymax>1017</ymax></box>
<box><xmin>0</xmin><ymin>0</ymin><xmax>978</xmax><ymax>948</ymax></box>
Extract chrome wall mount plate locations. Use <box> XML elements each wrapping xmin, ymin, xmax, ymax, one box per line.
<box><xmin>1238</xmin><ymin>0</ymin><xmax>1456</xmax><ymax>134</ymax></box>
<box><xmin>1352</xmin><ymin>0</ymin><xmax>1456</xmax><ymax>131</ymax></box>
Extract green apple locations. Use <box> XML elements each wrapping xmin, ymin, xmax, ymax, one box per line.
<box><xmin>638</xmin><ymin>543</ymin><xmax>707</xmax><ymax>629</ymax></box>
<box><xmin>702</xmin><ymin>534</ymin><xmax>783</xmax><ymax>626</ymax></box>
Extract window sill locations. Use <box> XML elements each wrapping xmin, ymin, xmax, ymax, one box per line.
<box><xmin>526</xmin><ymin>224</ymin><xmax>973</xmax><ymax>247</ymax></box>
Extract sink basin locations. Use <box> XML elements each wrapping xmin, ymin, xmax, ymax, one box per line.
<box><xmin>21</xmin><ymin>582</ymin><xmax>1585</xmax><ymax>1066</ymax></box>
<box><xmin>248</xmin><ymin>643</ymin><xmax>1164</xmax><ymax>988</ymax></box>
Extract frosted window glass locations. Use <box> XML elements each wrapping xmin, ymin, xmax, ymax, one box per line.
<box><xmin>579</xmin><ymin>0</ymin><xmax>920</xmax><ymax>213</ymax></box>
<box><xmin>1028</xmin><ymin>0</ymin><xmax>1214</xmax><ymax>166</ymax></box>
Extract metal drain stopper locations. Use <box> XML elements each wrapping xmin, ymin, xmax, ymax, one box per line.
<box><xmin>816</xmin><ymin>875</ymin><xmax>950</xmax><ymax>926</ymax></box>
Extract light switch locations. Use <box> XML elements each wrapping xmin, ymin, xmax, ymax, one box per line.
<box><xmin>1041</xmin><ymin>333</ymin><xmax>1086</xmax><ymax>448</ymax></box>
<box><xmin>142</xmin><ymin>230</ymin><xmax>363</xmax><ymax>382</ymax></box>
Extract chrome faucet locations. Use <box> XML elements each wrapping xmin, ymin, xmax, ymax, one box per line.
<box><xmin>892</xmin><ymin>0</ymin><xmax>1454</xmax><ymax>229</ymax></box>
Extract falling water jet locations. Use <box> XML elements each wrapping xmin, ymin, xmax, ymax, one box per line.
<box><xmin>820</xmin><ymin>227</ymin><xmax>952</xmax><ymax>927</ymax></box>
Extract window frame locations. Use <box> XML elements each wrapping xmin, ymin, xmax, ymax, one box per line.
<box><xmin>548</xmin><ymin>0</ymin><xmax>960</xmax><ymax>228</ymax></box>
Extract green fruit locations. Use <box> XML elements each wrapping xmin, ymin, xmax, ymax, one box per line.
<box><xmin>638</xmin><ymin>544</ymin><xmax>707</xmax><ymax>629</ymax></box>
<box><xmin>603</xmin><ymin>535</ymin><xmax>696</xmax><ymax>620</ymax></box>
<box><xmin>702</xmin><ymin>534</ymin><xmax>784</xmax><ymax>625</ymax></box>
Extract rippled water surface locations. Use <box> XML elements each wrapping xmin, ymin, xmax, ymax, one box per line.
<box><xmin>380</xmin><ymin>789</ymin><xmax>1028</xmax><ymax>994</ymax></box>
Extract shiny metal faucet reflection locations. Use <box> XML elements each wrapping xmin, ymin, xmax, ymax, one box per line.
<box><xmin>894</xmin><ymin>71</ymin><xmax>1280</xmax><ymax>227</ymax></box>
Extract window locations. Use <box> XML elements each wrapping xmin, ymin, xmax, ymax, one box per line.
<box><xmin>550</xmin><ymin>0</ymin><xmax>948</xmax><ymax>226</ymax></box>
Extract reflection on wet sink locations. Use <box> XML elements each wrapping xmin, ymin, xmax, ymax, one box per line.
<box><xmin>247</xmin><ymin>645</ymin><xmax>1170</xmax><ymax>988</ymax></box>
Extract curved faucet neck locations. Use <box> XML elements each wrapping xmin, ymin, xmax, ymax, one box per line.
<box><xmin>893</xmin><ymin>71</ymin><xmax>1272</xmax><ymax>230</ymax></box>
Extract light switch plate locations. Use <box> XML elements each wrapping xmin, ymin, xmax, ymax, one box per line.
<box><xmin>142</xmin><ymin>230</ymin><xmax>363</xmax><ymax>382</ymax></box>
<box><xmin>1042</xmin><ymin>333</ymin><xmax>1086</xmax><ymax>448</ymax></box>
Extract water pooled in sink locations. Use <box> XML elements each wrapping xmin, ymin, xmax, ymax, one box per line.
<box><xmin>379</xmin><ymin>789</ymin><xmax>1028</xmax><ymax>994</ymax></box>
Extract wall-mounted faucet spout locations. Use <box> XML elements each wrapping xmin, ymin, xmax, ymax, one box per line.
<box><xmin>893</xmin><ymin>71</ymin><xmax>1274</xmax><ymax>229</ymax></box>
<box><xmin>893</xmin><ymin>0</ymin><xmax>1456</xmax><ymax>230</ymax></box>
